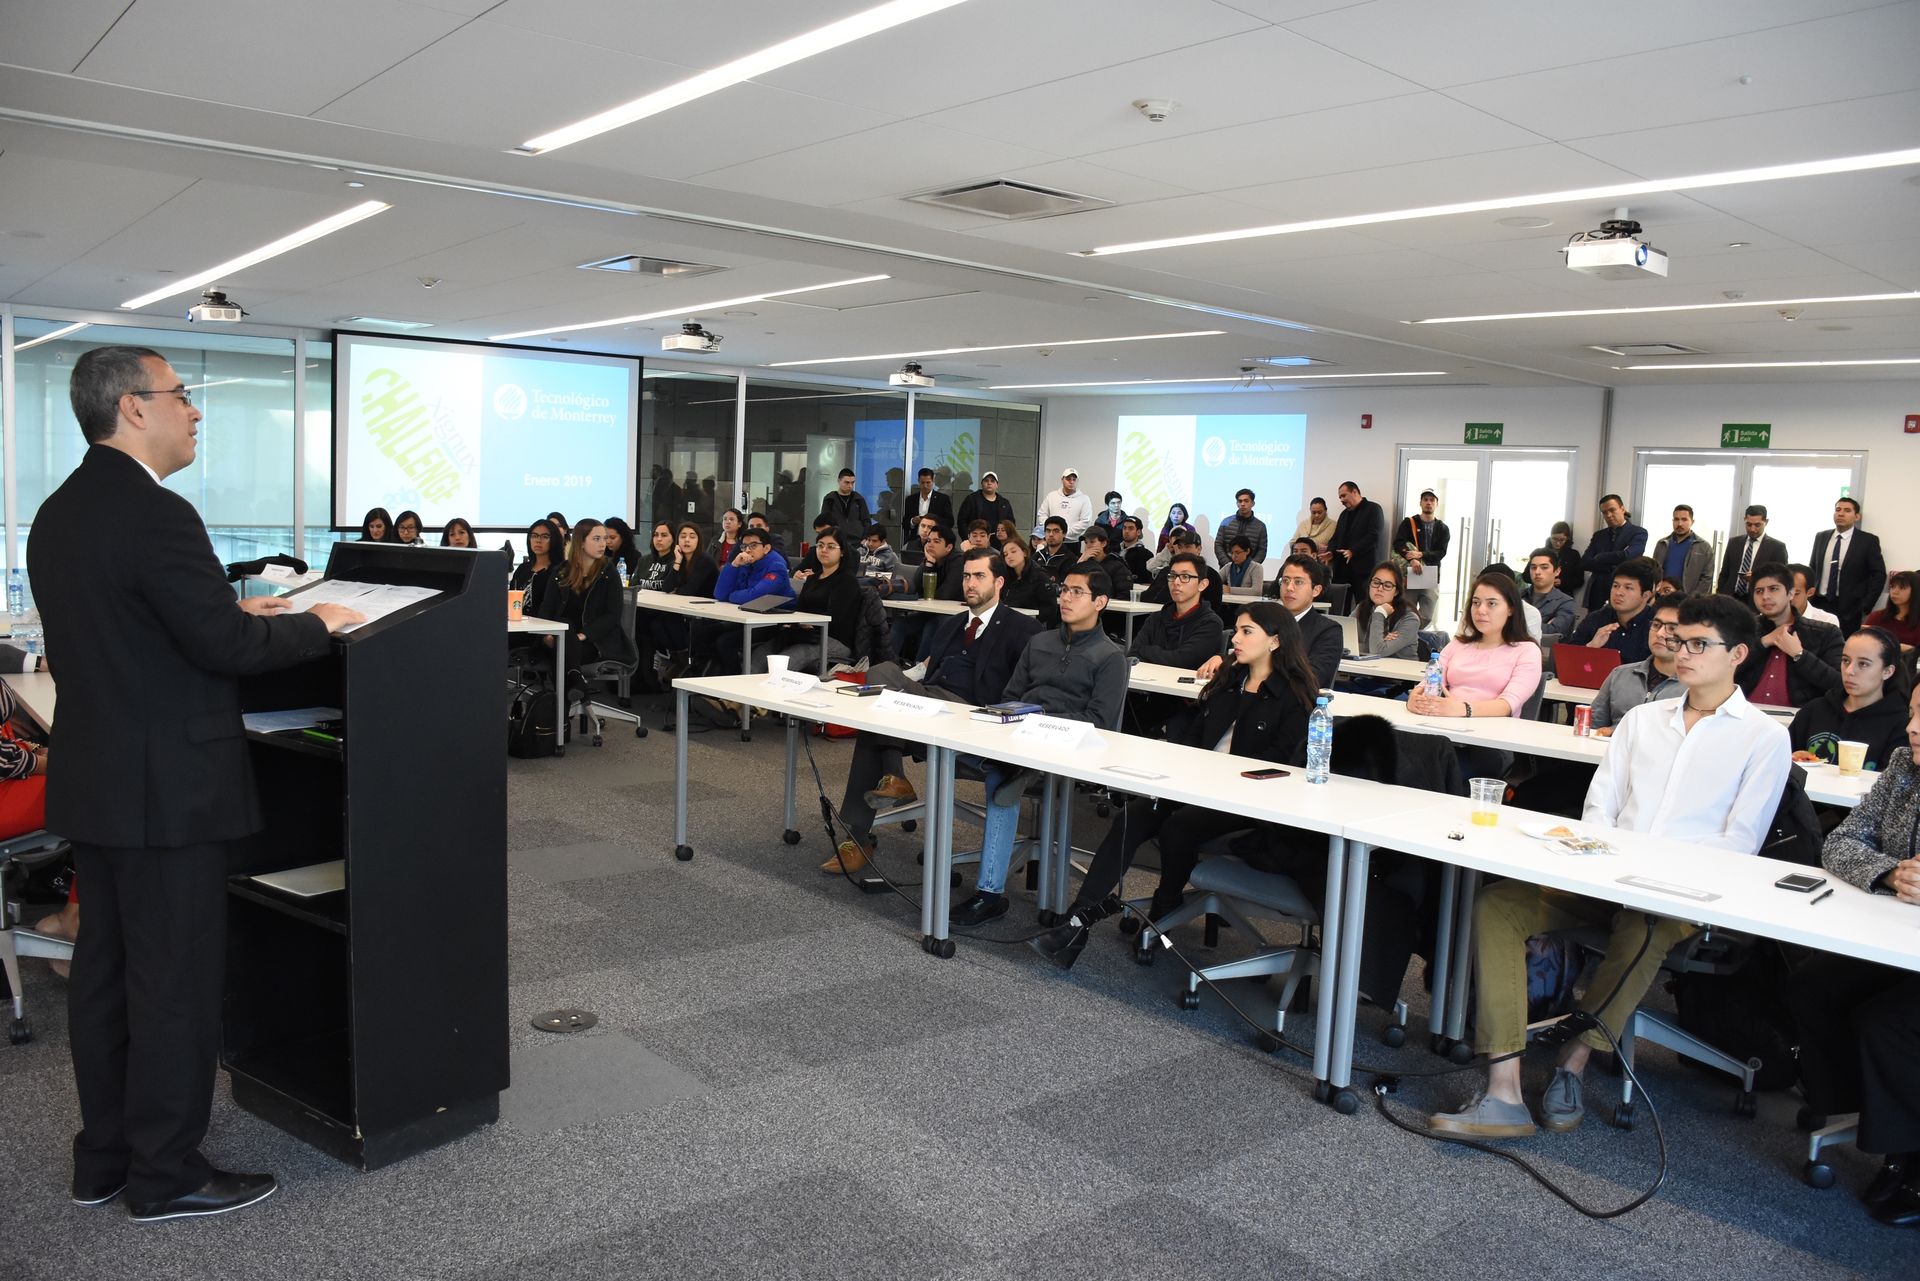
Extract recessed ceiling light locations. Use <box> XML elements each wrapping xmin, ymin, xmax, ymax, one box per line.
<box><xmin>487</xmin><ymin>274</ymin><xmax>889</xmax><ymax>341</ymax></box>
<box><xmin>120</xmin><ymin>200</ymin><xmax>390</xmax><ymax>310</ymax></box>
<box><xmin>769</xmin><ymin>329</ymin><xmax>1225</xmax><ymax>367</ymax></box>
<box><xmin>345</xmin><ymin>180</ymin><xmax>366</xmax><ymax>188</ymax></box>
<box><xmin>16</xmin><ymin>322</ymin><xmax>89</xmax><ymax>351</ymax></box>
<box><xmin>1081</xmin><ymin>146</ymin><xmax>1920</xmax><ymax>256</ymax></box>
<box><xmin>1413</xmin><ymin>291</ymin><xmax>1920</xmax><ymax>324</ymax></box>
<box><xmin>1618</xmin><ymin>357</ymin><xmax>1920</xmax><ymax>371</ymax></box>
<box><xmin>512</xmin><ymin>0</ymin><xmax>970</xmax><ymax>154</ymax></box>
<box><xmin>341</xmin><ymin>316</ymin><xmax>435</xmax><ymax>329</ymax></box>
<box><xmin>721</xmin><ymin>310</ymin><xmax>758</xmax><ymax>318</ymax></box>
<box><xmin>987</xmin><ymin>371</ymin><xmax>1446</xmax><ymax>389</ymax></box>
<box><xmin>1726</xmin><ymin>241</ymin><xmax>1751</xmax><ymax>249</ymax></box>
<box><xmin>1497</xmin><ymin>216</ymin><xmax>1553</xmax><ymax>229</ymax></box>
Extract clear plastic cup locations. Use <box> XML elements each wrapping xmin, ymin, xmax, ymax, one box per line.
<box><xmin>1469</xmin><ymin>777</ymin><xmax>1504</xmax><ymax>827</ymax></box>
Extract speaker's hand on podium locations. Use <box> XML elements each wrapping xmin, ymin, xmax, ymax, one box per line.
<box><xmin>238</xmin><ymin>596</ymin><xmax>293</xmax><ymax>616</ymax></box>
<box><xmin>307</xmin><ymin>603</ymin><xmax>368</xmax><ymax>633</ymax></box>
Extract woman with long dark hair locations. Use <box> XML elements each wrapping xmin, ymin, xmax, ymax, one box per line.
<box><xmin>1031</xmin><ymin>600</ymin><xmax>1318</xmax><ymax>969</ymax></box>
<box><xmin>533</xmin><ymin>518</ymin><xmax>636</xmax><ymax>669</ymax></box>
<box><xmin>602</xmin><ymin>517</ymin><xmax>643</xmax><ymax>584</ymax></box>
<box><xmin>997</xmin><ymin>536</ymin><xmax>1058</xmax><ymax>625</ymax></box>
<box><xmin>711</xmin><ymin>507</ymin><xmax>745</xmax><ymax>566</ymax></box>
<box><xmin>633</xmin><ymin>520</ymin><xmax>675</xmax><ymax>593</ymax></box>
<box><xmin>358</xmin><ymin>507</ymin><xmax>394</xmax><ymax>542</ymax></box>
<box><xmin>512</xmin><ymin>519</ymin><xmax>563</xmax><ymax>615</ymax></box>
<box><xmin>392</xmin><ymin>510</ymin><xmax>425</xmax><ymax>545</ymax></box>
<box><xmin>1156</xmin><ymin>502</ymin><xmax>1196</xmax><ymax>551</ymax></box>
<box><xmin>439</xmin><ymin>517</ymin><xmax>476</xmax><ymax>548</ymax></box>
<box><xmin>1791</xmin><ymin>626</ymin><xmax>1911</xmax><ymax>772</ymax></box>
<box><xmin>1407</xmin><ymin>570</ymin><xmax>1541</xmax><ymax>720</ymax></box>
<box><xmin>1866</xmin><ymin>571</ymin><xmax>1920</xmax><ymax>651</ymax></box>
<box><xmin>651</xmin><ymin>522</ymin><xmax>719</xmax><ymax>681</ymax></box>
<box><xmin>1356</xmin><ymin>559</ymin><xmax>1420</xmax><ymax>659</ymax></box>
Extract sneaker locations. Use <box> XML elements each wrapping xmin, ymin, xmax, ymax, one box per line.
<box><xmin>863</xmin><ymin>775</ymin><xmax>917</xmax><ymax>811</ymax></box>
<box><xmin>1427</xmin><ymin>1093</ymin><xmax>1537</xmax><ymax>1138</ymax></box>
<box><xmin>1540</xmin><ymin>1067</ymin><xmax>1585</xmax><ymax>1133</ymax></box>
<box><xmin>821</xmin><ymin>839</ymin><xmax>872</xmax><ymax>875</ymax></box>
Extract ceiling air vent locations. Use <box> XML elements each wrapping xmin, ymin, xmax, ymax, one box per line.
<box><xmin>906</xmin><ymin>180</ymin><xmax>1113</xmax><ymax>221</ymax></box>
<box><xmin>578</xmin><ymin>255</ymin><xmax>726</xmax><ymax>278</ymax></box>
<box><xmin>1588</xmin><ymin>342</ymin><xmax>1707</xmax><ymax>357</ymax></box>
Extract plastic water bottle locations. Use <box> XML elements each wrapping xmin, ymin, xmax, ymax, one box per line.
<box><xmin>6</xmin><ymin>569</ymin><xmax>22</xmax><ymax>619</ymax></box>
<box><xmin>1306</xmin><ymin>695</ymin><xmax>1333</xmax><ymax>785</ymax></box>
<box><xmin>1423</xmin><ymin>653</ymin><xmax>1444</xmax><ymax>698</ymax></box>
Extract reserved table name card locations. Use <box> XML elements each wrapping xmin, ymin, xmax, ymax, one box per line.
<box><xmin>1012</xmin><ymin>714</ymin><xmax>1094</xmax><ymax>749</ymax></box>
<box><xmin>876</xmin><ymin>689</ymin><xmax>950</xmax><ymax>717</ymax></box>
<box><xmin>1615</xmin><ymin>874</ymin><xmax>1720</xmax><ymax>903</ymax></box>
<box><xmin>763</xmin><ymin>670</ymin><xmax>820</xmax><ymax>693</ymax></box>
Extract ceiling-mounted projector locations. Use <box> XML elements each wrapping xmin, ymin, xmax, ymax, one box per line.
<box><xmin>186</xmin><ymin>289</ymin><xmax>248</xmax><ymax>323</ymax></box>
<box><xmin>888</xmin><ymin>361</ymin><xmax>934</xmax><ymax>388</ymax></box>
<box><xmin>661</xmin><ymin>321</ymin><xmax>721</xmax><ymax>353</ymax></box>
<box><xmin>1562</xmin><ymin>219</ymin><xmax>1667</xmax><ymax>280</ymax></box>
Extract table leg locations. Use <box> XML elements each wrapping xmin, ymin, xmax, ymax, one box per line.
<box><xmin>817</xmin><ymin>621</ymin><xmax>830</xmax><ymax>676</ymax></box>
<box><xmin>1328</xmin><ymin>840</ymin><xmax>1372</xmax><ymax>1106</ymax></box>
<box><xmin>1051</xmin><ymin>778</ymin><xmax>1074</xmax><ymax>913</ymax></box>
<box><xmin>738</xmin><ymin>624</ymin><xmax>754</xmax><ymax>740</ymax></box>
<box><xmin>922</xmin><ymin>747</ymin><xmax>956</xmax><ymax>957</ymax></box>
<box><xmin>1444</xmin><ymin>870</ymin><xmax>1479</xmax><ymax>1047</ymax></box>
<box><xmin>672</xmin><ymin>687</ymin><xmax>692</xmax><ymax>862</ymax></box>
<box><xmin>554</xmin><ymin>629</ymin><xmax>568</xmax><ymax>750</ymax></box>
<box><xmin>1312</xmin><ymin>835</ymin><xmax>1346</xmax><ymax>1100</ymax></box>
<box><xmin>781</xmin><ymin>714</ymin><xmax>800</xmax><ymax>844</ymax></box>
<box><xmin>1428</xmin><ymin>864</ymin><xmax>1459</xmax><ymax>1043</ymax></box>
<box><xmin>1123</xmin><ymin>609</ymin><xmax>1136</xmax><ymax>649</ymax></box>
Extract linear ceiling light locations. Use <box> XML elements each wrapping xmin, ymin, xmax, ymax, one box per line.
<box><xmin>1617</xmin><ymin>357</ymin><xmax>1920</xmax><ymax>371</ymax></box>
<box><xmin>487</xmin><ymin>274</ymin><xmax>890</xmax><ymax>341</ymax></box>
<box><xmin>120</xmin><ymin>200</ymin><xmax>391</xmax><ymax>310</ymax></box>
<box><xmin>15</xmin><ymin>322</ymin><xmax>89</xmax><ymax>351</ymax></box>
<box><xmin>1417</xmin><ymin>291</ymin><xmax>1920</xmax><ymax>324</ymax></box>
<box><xmin>512</xmin><ymin>0</ymin><xmax>971</xmax><ymax>154</ymax></box>
<box><xmin>988</xmin><ymin>371</ymin><xmax>1447</xmax><ymax>390</ymax></box>
<box><xmin>770</xmin><ymin>330</ymin><xmax>1226</xmax><ymax>367</ymax></box>
<box><xmin>1082</xmin><ymin>146</ymin><xmax>1920</xmax><ymax>256</ymax></box>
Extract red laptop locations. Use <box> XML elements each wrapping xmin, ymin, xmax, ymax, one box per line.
<box><xmin>1553</xmin><ymin>643</ymin><xmax>1624</xmax><ymax>690</ymax></box>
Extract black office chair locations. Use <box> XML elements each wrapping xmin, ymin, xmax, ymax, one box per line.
<box><xmin>569</xmin><ymin>586</ymin><xmax>645</xmax><ymax>747</ymax></box>
<box><xmin>2</xmin><ymin>830</ymin><xmax>75</xmax><ymax>1045</ymax></box>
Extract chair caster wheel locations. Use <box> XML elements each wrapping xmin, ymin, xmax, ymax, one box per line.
<box><xmin>1179</xmin><ymin>991</ymin><xmax>1201</xmax><ymax>1011</ymax></box>
<box><xmin>1256</xmin><ymin>1031</ymin><xmax>1282</xmax><ymax>1054</ymax></box>
<box><xmin>1332</xmin><ymin>1089</ymin><xmax>1361</xmax><ymax>1115</ymax></box>
<box><xmin>674</xmin><ymin>845</ymin><xmax>693</xmax><ymax>862</ymax></box>
<box><xmin>1611</xmin><ymin>1103</ymin><xmax>1636</xmax><ymax>1131</ymax></box>
<box><xmin>1036</xmin><ymin>909</ymin><xmax>1060</xmax><ymax>928</ymax></box>
<box><xmin>1118</xmin><ymin>915</ymin><xmax>1144</xmax><ymax>937</ymax></box>
<box><xmin>902</xmin><ymin>819</ymin><xmax>918</xmax><ymax>833</ymax></box>
<box><xmin>1735</xmin><ymin>1090</ymin><xmax>1758</xmax><ymax>1119</ymax></box>
<box><xmin>932</xmin><ymin>938</ymin><xmax>954</xmax><ymax>958</ymax></box>
<box><xmin>781</xmin><ymin>829</ymin><xmax>801</xmax><ymax>845</ymax></box>
<box><xmin>9</xmin><ymin>1019</ymin><xmax>31</xmax><ymax>1045</ymax></box>
<box><xmin>1132</xmin><ymin>945</ymin><xmax>1156</xmax><ymax>966</ymax></box>
<box><xmin>1313</xmin><ymin>1081</ymin><xmax>1331</xmax><ymax>1103</ymax></box>
<box><xmin>1796</xmin><ymin>1106</ymin><xmax>1826</xmax><ymax>1132</ymax></box>
<box><xmin>739</xmin><ymin>731</ymin><xmax>752</xmax><ymax>743</ymax></box>
<box><xmin>553</xmin><ymin>745</ymin><xmax>566</xmax><ymax>757</ymax></box>
<box><xmin>1095</xmin><ymin>801</ymin><xmax>1112</xmax><ymax>819</ymax></box>
<box><xmin>592</xmin><ymin>734</ymin><xmax>604</xmax><ymax>747</ymax></box>
<box><xmin>1380</xmin><ymin>1024</ymin><xmax>1407</xmax><ymax>1049</ymax></box>
<box><xmin>1803</xmin><ymin>1161</ymin><xmax>1836</xmax><ymax>1189</ymax></box>
<box><xmin>635</xmin><ymin>726</ymin><xmax>648</xmax><ymax>738</ymax></box>
<box><xmin>1446</xmin><ymin>1040</ymin><xmax>1474</xmax><ymax>1065</ymax></box>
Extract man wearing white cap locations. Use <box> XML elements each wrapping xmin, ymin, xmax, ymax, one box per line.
<box><xmin>958</xmin><ymin>469</ymin><xmax>1015</xmax><ymax>535</ymax></box>
<box><xmin>1032</xmin><ymin>466</ymin><xmax>1094</xmax><ymax>545</ymax></box>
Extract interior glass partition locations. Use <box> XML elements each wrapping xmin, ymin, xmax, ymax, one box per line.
<box><xmin>913</xmin><ymin>395</ymin><xmax>1041</xmax><ymax>541</ymax></box>
<box><xmin>741</xmin><ymin>380</ymin><xmax>907</xmax><ymax>554</ymax></box>
<box><xmin>640</xmin><ymin>370</ymin><xmax>738</xmax><ymax>541</ymax></box>
<box><xmin>1631</xmin><ymin>449</ymin><xmax>1866</xmax><ymax>573</ymax></box>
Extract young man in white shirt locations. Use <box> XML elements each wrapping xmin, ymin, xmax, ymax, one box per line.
<box><xmin>1430</xmin><ymin>593</ymin><xmax>1789</xmax><ymax>1138</ymax></box>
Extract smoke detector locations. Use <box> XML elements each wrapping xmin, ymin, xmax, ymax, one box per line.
<box><xmin>1132</xmin><ymin>98</ymin><xmax>1177</xmax><ymax>123</ymax></box>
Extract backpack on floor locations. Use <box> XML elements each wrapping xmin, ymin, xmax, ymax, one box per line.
<box><xmin>1668</xmin><ymin>939</ymin><xmax>1799</xmax><ymax>1092</ymax></box>
<box><xmin>507</xmin><ymin>668</ymin><xmax>558</xmax><ymax>759</ymax></box>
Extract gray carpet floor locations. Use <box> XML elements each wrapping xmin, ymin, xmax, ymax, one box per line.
<box><xmin>4</xmin><ymin>708</ymin><xmax>1914</xmax><ymax>1279</ymax></box>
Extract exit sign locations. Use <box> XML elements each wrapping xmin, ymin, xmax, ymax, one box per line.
<box><xmin>1720</xmin><ymin>423</ymin><xmax>1771</xmax><ymax>449</ymax></box>
<box><xmin>1464</xmin><ymin>422</ymin><xmax>1504</xmax><ymax>445</ymax></box>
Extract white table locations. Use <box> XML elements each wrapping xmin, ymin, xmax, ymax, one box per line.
<box><xmin>507</xmin><ymin>616</ymin><xmax>570</xmax><ymax>749</ymax></box>
<box><xmin>637</xmin><ymin>593</ymin><xmax>833</xmax><ymax>740</ymax></box>
<box><xmin>3</xmin><ymin>671</ymin><xmax>56</xmax><ymax>732</ymax></box>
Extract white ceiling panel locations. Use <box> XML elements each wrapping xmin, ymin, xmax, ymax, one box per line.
<box><xmin>690</xmin><ymin>120</ymin><xmax>1060</xmax><ymax>204</ymax></box>
<box><xmin>484</xmin><ymin>0</ymin><xmax>896</xmax><ymax>68</ymax></box>
<box><xmin>74</xmin><ymin>0</ymin><xmax>472</xmax><ymax>116</ymax></box>
<box><xmin>1086</xmin><ymin>93</ymin><xmax>1540</xmax><ymax>190</ymax></box>
<box><xmin>1564</xmin><ymin>90</ymin><xmax>1920</xmax><ymax>180</ymax></box>
<box><xmin>1286</xmin><ymin>0</ymin><xmax>1893</xmax><ymax>88</ymax></box>
<box><xmin>1219</xmin><ymin>1</ymin><xmax>1373</xmax><ymax>20</ymax></box>
<box><xmin>1451</xmin><ymin>5</ymin><xmax>1920</xmax><ymax>139</ymax></box>
<box><xmin>1822</xmin><ymin>239</ymin><xmax>1920</xmax><ymax>281</ymax></box>
<box><xmin>955</xmin><ymin>193</ymin><xmax>1293</xmax><ymax>254</ymax></box>
<box><xmin>0</xmin><ymin>0</ymin><xmax>138</xmax><ymax>72</ymax></box>
<box><xmin>918</xmin><ymin>25</ymin><xmax>1417</xmax><ymax>156</ymax></box>
<box><xmin>1696</xmin><ymin>170</ymin><xmax>1920</xmax><ymax>247</ymax></box>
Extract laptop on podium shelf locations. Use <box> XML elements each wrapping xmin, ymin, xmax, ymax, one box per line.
<box><xmin>1552</xmin><ymin>643</ymin><xmax>1624</xmax><ymax>690</ymax></box>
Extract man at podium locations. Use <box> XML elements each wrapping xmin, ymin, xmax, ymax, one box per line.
<box><xmin>28</xmin><ymin>346</ymin><xmax>363</xmax><ymax>1223</ymax></box>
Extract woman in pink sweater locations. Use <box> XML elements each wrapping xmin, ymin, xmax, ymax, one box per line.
<box><xmin>1408</xmin><ymin>570</ymin><xmax>1542</xmax><ymax>719</ymax></box>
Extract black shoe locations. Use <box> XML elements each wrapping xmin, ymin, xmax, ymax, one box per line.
<box><xmin>71</xmin><ymin>1179</ymin><xmax>126</xmax><ymax>1207</ymax></box>
<box><xmin>950</xmin><ymin>891</ymin><xmax>1008</xmax><ymax>928</ymax></box>
<box><xmin>1870</xmin><ymin>1183</ymin><xmax>1920</xmax><ymax>1228</ymax></box>
<box><xmin>127</xmin><ymin>1170</ymin><xmax>278</xmax><ymax>1223</ymax></box>
<box><xmin>1866</xmin><ymin>1154</ymin><xmax>1917</xmax><ymax>1208</ymax></box>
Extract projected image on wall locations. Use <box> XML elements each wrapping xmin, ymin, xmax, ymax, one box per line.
<box><xmin>1115</xmin><ymin>414</ymin><xmax>1306</xmax><ymax>536</ymax></box>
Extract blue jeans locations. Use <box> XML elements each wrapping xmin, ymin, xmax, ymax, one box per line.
<box><xmin>968</xmin><ymin>757</ymin><xmax>1022</xmax><ymax>895</ymax></box>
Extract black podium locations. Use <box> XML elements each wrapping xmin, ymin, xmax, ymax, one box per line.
<box><xmin>224</xmin><ymin>543</ymin><xmax>508</xmax><ymax>1170</ymax></box>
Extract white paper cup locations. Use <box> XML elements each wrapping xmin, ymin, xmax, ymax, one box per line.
<box><xmin>765</xmin><ymin>654</ymin><xmax>790</xmax><ymax>675</ymax></box>
<box><xmin>1837</xmin><ymin>740</ymin><xmax>1867</xmax><ymax>776</ymax></box>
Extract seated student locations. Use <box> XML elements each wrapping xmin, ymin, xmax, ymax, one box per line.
<box><xmin>1430</xmin><ymin>595</ymin><xmax>1787</xmax><ymax>1138</ymax></box>
<box><xmin>1130</xmin><ymin>551</ymin><xmax>1226</xmax><ymax>669</ymax></box>
<box><xmin>1118</xmin><ymin>516</ymin><xmax>1153</xmax><ymax>584</ymax></box>
<box><xmin>0</xmin><ymin>675</ymin><xmax>49</xmax><ymax>840</ymax></box>
<box><xmin>358</xmin><ymin>506</ymin><xmax>395</xmax><ymax>542</ymax></box>
<box><xmin>793</xmin><ymin>514</ymin><xmax>836</xmax><ymax>577</ymax></box>
<box><xmin>439</xmin><ymin>516</ymin><xmax>476</xmax><ymax>548</ymax></box>
<box><xmin>1406</xmin><ymin>569</ymin><xmax>1543</xmax><ymax>729</ymax></box>
<box><xmin>997</xmin><ymin>536</ymin><xmax>1059</xmax><ymax>625</ymax></box>
<box><xmin>1060</xmin><ymin>523</ymin><xmax>1131</xmax><ymax>601</ymax></box>
<box><xmin>511</xmin><ymin>518</ymin><xmax>564</xmax><ymax>615</ymax></box>
<box><xmin>1356</xmin><ymin>559</ymin><xmax>1420</xmax><ymax>659</ymax></box>
<box><xmin>858</xmin><ymin>522</ymin><xmax>900</xmax><ymax>587</ymax></box>
<box><xmin>1865</xmin><ymin>570</ymin><xmax>1920</xmax><ymax>652</ymax></box>
<box><xmin>757</xmin><ymin>528</ymin><xmax>861</xmax><ymax>675</ymax></box>
<box><xmin>1567</xmin><ymin>555</ymin><xmax>1658</xmax><ymax>663</ymax></box>
<box><xmin>1653</xmin><ymin>575</ymin><xmax>1682</xmax><ymax>600</ymax></box>
<box><xmin>1201</xmin><ymin>553</ymin><xmax>1340</xmax><ymax>691</ymax></box>
<box><xmin>1289</xmin><ymin>536</ymin><xmax>1318</xmax><ymax>560</ymax></box>
<box><xmin>1156</xmin><ymin>503</ymin><xmax>1197</xmax><ymax>551</ymax></box>
<box><xmin>710</xmin><ymin>507</ymin><xmax>744</xmax><ymax>567</ymax></box>
<box><xmin>1143</xmin><ymin>528</ymin><xmax>1224</xmax><ymax>614</ymax></box>
<box><xmin>744</xmin><ymin>510</ymin><xmax>785</xmax><ymax>553</ymax></box>
<box><xmin>1589</xmin><ymin>596</ymin><xmax>1683</xmax><ymax>733</ymax></box>
<box><xmin>1030</xmin><ymin>600</ymin><xmax>1315</xmax><ymax>968</ymax></box>
<box><xmin>533</xmin><ymin>519</ymin><xmax>638</xmax><ymax>671</ymax></box>
<box><xmin>712</xmin><ymin>527</ymin><xmax>792</xmax><ymax>606</ymax></box>
<box><xmin>547</xmin><ymin>510</ymin><xmax>571</xmax><ymax>541</ymax></box>
<box><xmin>1222</xmin><ymin>536</ymin><xmax>1264</xmax><ymax>598</ymax></box>
<box><xmin>1786</xmin><ymin>684</ymin><xmax>1920</xmax><ymax>1227</ymax></box>
<box><xmin>1522</xmin><ymin>548</ymin><xmax>1576</xmax><ymax>638</ymax></box>
<box><xmin>392</xmin><ymin>509</ymin><xmax>426</xmax><ymax>546</ymax></box>
<box><xmin>1738</xmin><ymin>561</ymin><xmax>1844</xmax><ymax>708</ymax></box>
<box><xmin>962</xmin><ymin>519</ymin><xmax>994</xmax><ymax>553</ymax></box>
<box><xmin>1031</xmin><ymin>516</ymin><xmax>1073</xmax><ymax>577</ymax></box>
<box><xmin>602</xmin><ymin>517</ymin><xmax>642</xmax><ymax>584</ymax></box>
<box><xmin>898</xmin><ymin>514</ymin><xmax>938</xmax><ymax>566</ymax></box>
<box><xmin>888</xmin><ymin>524</ymin><xmax>962</xmax><ymax>662</ymax></box>
<box><xmin>1790</xmin><ymin>626</ymin><xmax>1909</xmax><ymax>771</ymax></box>
<box><xmin>950</xmin><ymin>565</ymin><xmax>1129</xmax><ymax>926</ymax></box>
<box><xmin>650</xmin><ymin>523</ymin><xmax>718</xmax><ymax>681</ymax></box>
<box><xmin>632</xmin><ymin>521</ymin><xmax>675</xmax><ymax>592</ymax></box>
<box><xmin>823</xmin><ymin>547</ymin><xmax>1042</xmax><ymax>873</ymax></box>
<box><xmin>994</xmin><ymin>518</ymin><xmax>1025</xmax><ymax>554</ymax></box>
<box><xmin>1790</xmin><ymin>562</ymin><xmax>1843</xmax><ymax>629</ymax></box>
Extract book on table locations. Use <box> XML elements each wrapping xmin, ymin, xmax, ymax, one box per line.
<box><xmin>971</xmin><ymin>701</ymin><xmax>1044</xmax><ymax>723</ymax></box>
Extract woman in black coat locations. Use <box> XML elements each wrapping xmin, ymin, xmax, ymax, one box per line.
<box><xmin>1549</xmin><ymin>521</ymin><xmax>1584</xmax><ymax>600</ymax></box>
<box><xmin>998</xmin><ymin>538</ymin><xmax>1059</xmax><ymax>626</ymax></box>
<box><xmin>534</xmin><ymin>520</ymin><xmax>638</xmax><ymax>670</ymax></box>
<box><xmin>1031</xmin><ymin>600</ymin><xmax>1318</xmax><ymax>969</ymax></box>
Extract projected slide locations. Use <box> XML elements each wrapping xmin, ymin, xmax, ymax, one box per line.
<box><xmin>335</xmin><ymin>334</ymin><xmax>639</xmax><ymax>529</ymax></box>
<box><xmin>1115</xmin><ymin>414</ymin><xmax>1306</xmax><ymax>532</ymax></box>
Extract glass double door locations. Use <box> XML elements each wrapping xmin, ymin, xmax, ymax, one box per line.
<box><xmin>1396</xmin><ymin>447</ymin><xmax>1578</xmax><ymax>624</ymax></box>
<box><xmin>1633</xmin><ymin>450</ymin><xmax>1865</xmax><ymax>574</ymax></box>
